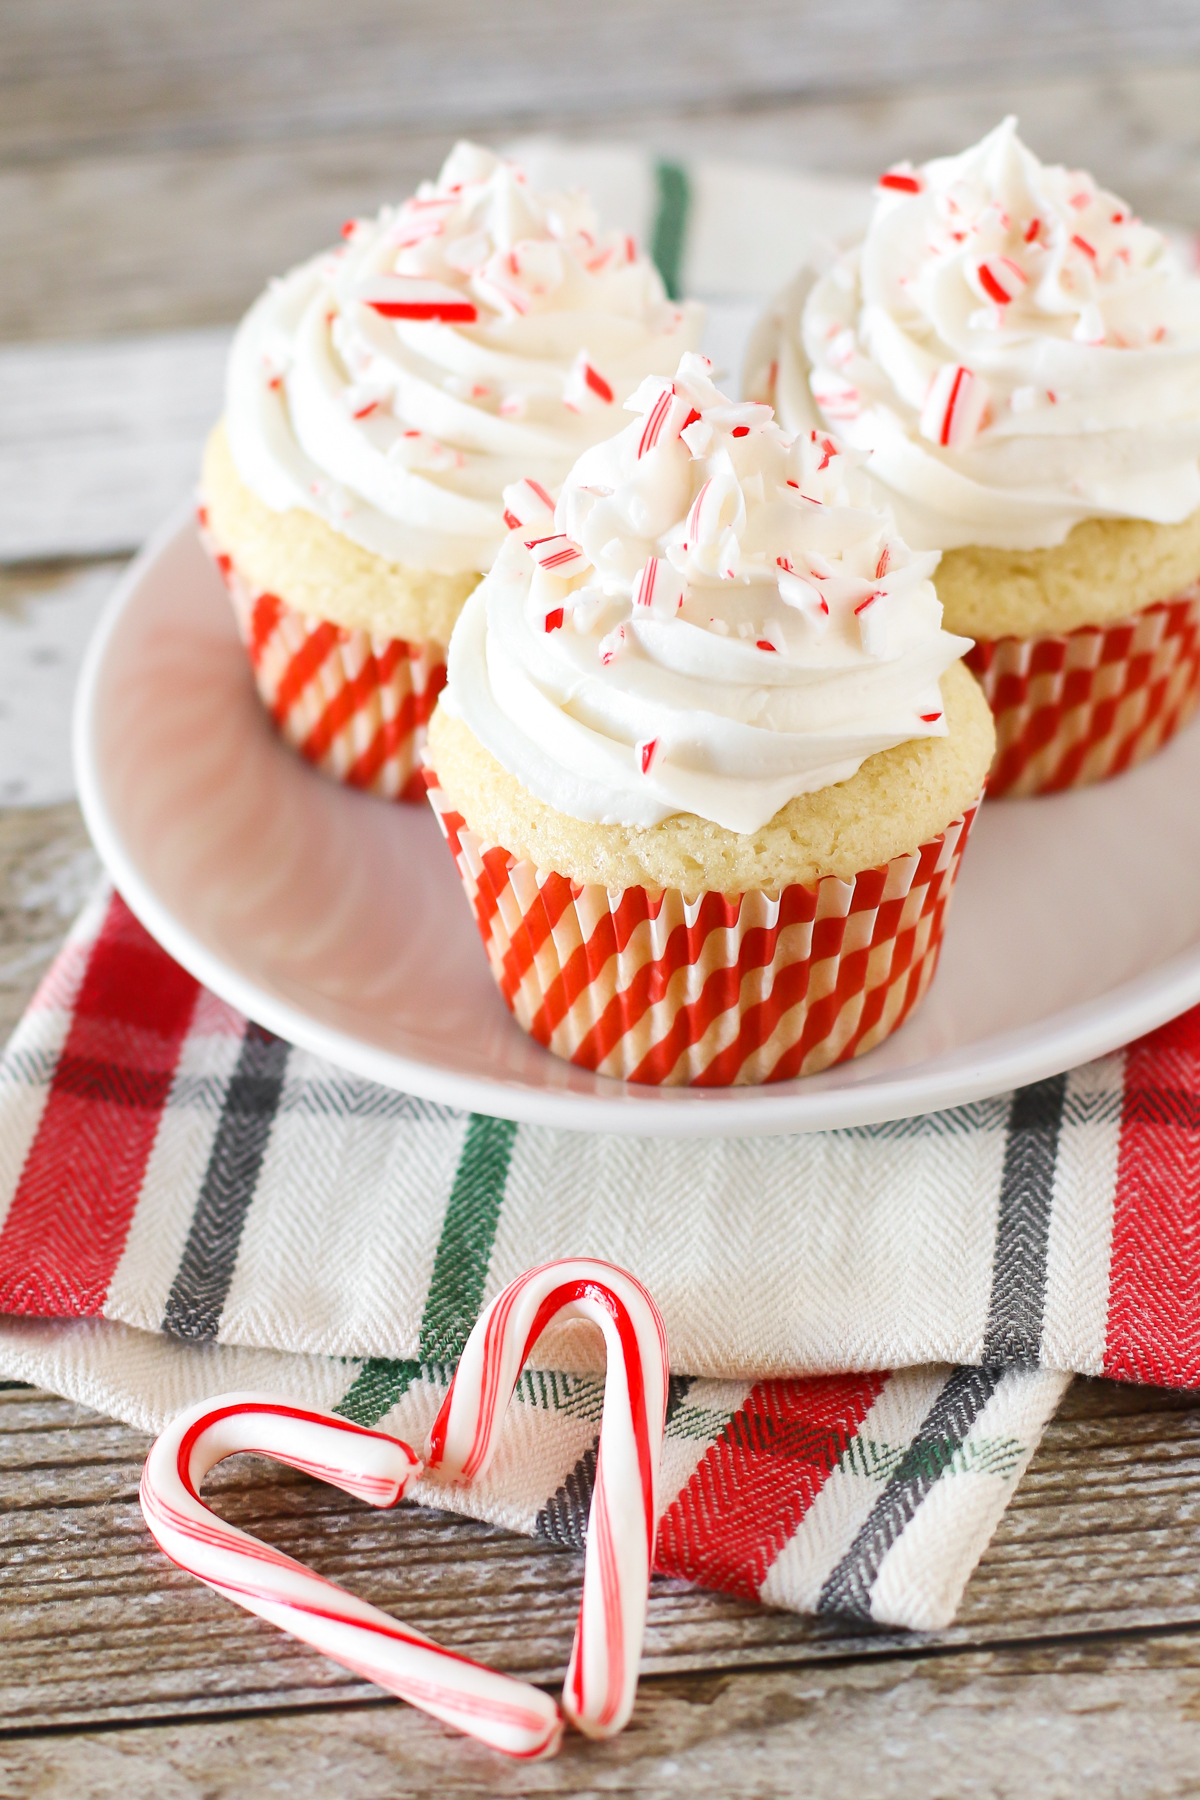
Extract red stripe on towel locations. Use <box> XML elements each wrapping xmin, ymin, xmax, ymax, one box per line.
<box><xmin>0</xmin><ymin>894</ymin><xmax>199</xmax><ymax>1315</ymax></box>
<box><xmin>654</xmin><ymin>1371</ymin><xmax>888</xmax><ymax>1599</ymax></box>
<box><xmin>1105</xmin><ymin>1009</ymin><xmax>1200</xmax><ymax>1386</ymax></box>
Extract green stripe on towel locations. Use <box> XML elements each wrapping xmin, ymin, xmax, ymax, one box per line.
<box><xmin>336</xmin><ymin>1114</ymin><xmax>518</xmax><ymax>1425</ymax></box>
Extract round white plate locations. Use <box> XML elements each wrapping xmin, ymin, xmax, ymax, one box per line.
<box><xmin>75</xmin><ymin>511</ymin><xmax>1200</xmax><ymax>1137</ymax></box>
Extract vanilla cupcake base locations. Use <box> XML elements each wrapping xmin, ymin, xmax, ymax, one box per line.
<box><xmin>200</xmin><ymin>423</ymin><xmax>479</xmax><ymax>801</ymax></box>
<box><xmin>205</xmin><ymin>530</ymin><xmax>447</xmax><ymax>800</ymax></box>
<box><xmin>424</xmin><ymin>667</ymin><xmax>993</xmax><ymax>1085</ymax></box>
<box><xmin>426</xmin><ymin>771</ymin><xmax>979</xmax><ymax>1085</ymax></box>
<box><xmin>935</xmin><ymin>509</ymin><xmax>1200</xmax><ymax>797</ymax></box>
<box><xmin>428</xmin><ymin>660</ymin><xmax>993</xmax><ymax>894</ymax></box>
<box><xmin>965</xmin><ymin>589</ymin><xmax>1200</xmax><ymax>798</ymax></box>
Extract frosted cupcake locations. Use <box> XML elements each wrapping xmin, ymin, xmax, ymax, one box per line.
<box><xmin>425</xmin><ymin>353</ymin><xmax>993</xmax><ymax>1086</ymax></box>
<box><xmin>201</xmin><ymin>141</ymin><xmax>703</xmax><ymax>799</ymax></box>
<box><xmin>753</xmin><ymin>118</ymin><xmax>1200</xmax><ymax>796</ymax></box>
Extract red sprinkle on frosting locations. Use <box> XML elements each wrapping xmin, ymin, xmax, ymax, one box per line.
<box><xmin>879</xmin><ymin>170</ymin><xmax>922</xmax><ymax>193</ymax></box>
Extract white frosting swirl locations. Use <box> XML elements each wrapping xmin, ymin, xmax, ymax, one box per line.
<box><xmin>777</xmin><ymin>118</ymin><xmax>1200</xmax><ymax>550</ymax></box>
<box><xmin>444</xmin><ymin>353</ymin><xmax>970</xmax><ymax>834</ymax></box>
<box><xmin>225</xmin><ymin>142</ymin><xmax>703</xmax><ymax>574</ymax></box>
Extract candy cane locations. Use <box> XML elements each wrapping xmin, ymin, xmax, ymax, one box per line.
<box><xmin>140</xmin><ymin>1395</ymin><xmax>562</xmax><ymax>1760</ymax></box>
<box><xmin>355</xmin><ymin>276</ymin><xmax>478</xmax><ymax>324</ymax></box>
<box><xmin>425</xmin><ymin>1259</ymin><xmax>669</xmax><ymax>1741</ymax></box>
<box><xmin>635</xmin><ymin>386</ymin><xmax>695</xmax><ymax>459</ymax></box>
<box><xmin>878</xmin><ymin>163</ymin><xmax>923</xmax><ymax>194</ymax></box>
<box><xmin>564</xmin><ymin>351</ymin><xmax>615</xmax><ymax>412</ymax></box>
<box><xmin>524</xmin><ymin>533</ymin><xmax>589</xmax><ymax>577</ymax></box>
<box><xmin>632</xmin><ymin>556</ymin><xmax>685</xmax><ymax>619</ymax></box>
<box><xmin>919</xmin><ymin>364</ymin><xmax>989</xmax><ymax>449</ymax></box>
<box><xmin>972</xmin><ymin>255</ymin><xmax>1027</xmax><ymax>306</ymax></box>
<box><xmin>503</xmin><ymin>476</ymin><xmax>556</xmax><ymax>531</ymax></box>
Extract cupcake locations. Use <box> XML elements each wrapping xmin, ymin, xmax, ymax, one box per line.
<box><xmin>425</xmin><ymin>352</ymin><xmax>993</xmax><ymax>1086</ymax></box>
<box><xmin>201</xmin><ymin>141</ymin><xmax>703</xmax><ymax>799</ymax></box>
<box><xmin>752</xmin><ymin>118</ymin><xmax>1200</xmax><ymax>796</ymax></box>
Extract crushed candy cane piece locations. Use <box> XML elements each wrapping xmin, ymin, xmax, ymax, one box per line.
<box><xmin>564</xmin><ymin>351</ymin><xmax>615</xmax><ymax>412</ymax></box>
<box><xmin>524</xmin><ymin>533</ymin><xmax>588</xmax><ymax>576</ymax></box>
<box><xmin>973</xmin><ymin>255</ymin><xmax>1027</xmax><ymax>306</ymax></box>
<box><xmin>632</xmin><ymin>556</ymin><xmax>685</xmax><ymax>619</ymax></box>
<box><xmin>878</xmin><ymin>165</ymin><xmax>923</xmax><ymax>194</ymax></box>
<box><xmin>355</xmin><ymin>275</ymin><xmax>478</xmax><ymax>323</ymax></box>
<box><xmin>502</xmin><ymin>476</ymin><xmax>556</xmax><ymax>531</ymax></box>
<box><xmin>919</xmin><ymin>364</ymin><xmax>990</xmax><ymax>449</ymax></box>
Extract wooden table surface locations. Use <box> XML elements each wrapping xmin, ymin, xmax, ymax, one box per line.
<box><xmin>6</xmin><ymin>5</ymin><xmax>1200</xmax><ymax>1793</ymax></box>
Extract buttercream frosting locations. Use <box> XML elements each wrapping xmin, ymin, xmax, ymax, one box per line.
<box><xmin>443</xmin><ymin>352</ymin><xmax>971</xmax><ymax>834</ymax></box>
<box><xmin>770</xmin><ymin>118</ymin><xmax>1200</xmax><ymax>550</ymax></box>
<box><xmin>225</xmin><ymin>142</ymin><xmax>703</xmax><ymax>574</ymax></box>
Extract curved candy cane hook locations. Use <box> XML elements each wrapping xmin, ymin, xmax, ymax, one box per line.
<box><xmin>140</xmin><ymin>1393</ymin><xmax>562</xmax><ymax>1760</ymax></box>
<box><xmin>425</xmin><ymin>1259</ymin><xmax>670</xmax><ymax>1739</ymax></box>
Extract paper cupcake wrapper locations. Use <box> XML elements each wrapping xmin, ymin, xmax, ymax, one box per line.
<box><xmin>199</xmin><ymin>519</ymin><xmax>446</xmax><ymax>802</ymax></box>
<box><xmin>426</xmin><ymin>773</ymin><xmax>980</xmax><ymax>1087</ymax></box>
<box><xmin>965</xmin><ymin>587</ymin><xmax>1200</xmax><ymax>798</ymax></box>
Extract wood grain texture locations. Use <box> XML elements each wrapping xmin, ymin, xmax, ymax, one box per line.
<box><xmin>9</xmin><ymin>1638</ymin><xmax>1200</xmax><ymax>1800</ymax></box>
<box><xmin>0</xmin><ymin>802</ymin><xmax>99</xmax><ymax>1041</ymax></box>
<box><xmin>3</xmin><ymin>1382</ymin><xmax>1200</xmax><ymax>1795</ymax></box>
<box><xmin>6</xmin><ymin>66</ymin><xmax>1200</xmax><ymax>343</ymax></box>
<box><xmin>0</xmin><ymin>337</ymin><xmax>226</xmax><ymax>559</ymax></box>
<box><xmin>5</xmin><ymin>0</ymin><xmax>1200</xmax><ymax>167</ymax></box>
<box><xmin>4</xmin><ymin>1381</ymin><xmax>1200</xmax><ymax>1739</ymax></box>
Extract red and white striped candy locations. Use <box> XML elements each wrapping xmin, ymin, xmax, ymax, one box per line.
<box><xmin>140</xmin><ymin>1394</ymin><xmax>562</xmax><ymax>1760</ymax></box>
<box><xmin>684</xmin><ymin>468</ymin><xmax>744</xmax><ymax>550</ymax></box>
<box><xmin>777</xmin><ymin>564</ymin><xmax>830</xmax><ymax>631</ymax></box>
<box><xmin>919</xmin><ymin>364</ymin><xmax>990</xmax><ymax>449</ymax></box>
<box><xmin>503</xmin><ymin>476</ymin><xmax>556</xmax><ymax>532</ymax></box>
<box><xmin>524</xmin><ymin>533</ymin><xmax>589</xmax><ymax>577</ymax></box>
<box><xmin>854</xmin><ymin>588</ymin><xmax>891</xmax><ymax>656</ymax></box>
<box><xmin>878</xmin><ymin>163</ymin><xmax>923</xmax><ymax>194</ymax></box>
<box><xmin>355</xmin><ymin>275</ymin><xmax>478</xmax><ymax>324</ymax></box>
<box><xmin>425</xmin><ymin>1259</ymin><xmax>670</xmax><ymax>1741</ymax></box>
<box><xmin>971</xmin><ymin>255</ymin><xmax>1027</xmax><ymax>306</ymax></box>
<box><xmin>636</xmin><ymin>385</ymin><xmax>694</xmax><ymax>459</ymax></box>
<box><xmin>632</xmin><ymin>556</ymin><xmax>685</xmax><ymax>619</ymax></box>
<box><xmin>564</xmin><ymin>351</ymin><xmax>615</xmax><ymax>413</ymax></box>
<box><xmin>599</xmin><ymin>622</ymin><xmax>628</xmax><ymax>665</ymax></box>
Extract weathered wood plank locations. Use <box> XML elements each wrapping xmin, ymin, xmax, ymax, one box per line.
<box><xmin>0</xmin><ymin>339</ymin><xmax>226</xmax><ymax>561</ymax></box>
<box><xmin>5</xmin><ymin>0</ymin><xmax>1199</xmax><ymax>167</ymax></box>
<box><xmin>5</xmin><ymin>65</ymin><xmax>1200</xmax><ymax>345</ymax></box>
<box><xmin>3</xmin><ymin>1380</ymin><xmax>1200</xmax><ymax>1736</ymax></box>
<box><xmin>0</xmin><ymin>803</ymin><xmax>99</xmax><ymax>1043</ymax></box>
<box><xmin>0</xmin><ymin>563</ymin><xmax>123</xmax><ymax>793</ymax></box>
<box><xmin>0</xmin><ymin>312</ymin><xmax>761</xmax><ymax>563</ymax></box>
<box><xmin>5</xmin><ymin>1628</ymin><xmax>1200</xmax><ymax>1798</ymax></box>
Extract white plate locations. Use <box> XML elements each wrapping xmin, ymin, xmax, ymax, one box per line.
<box><xmin>74</xmin><ymin>511</ymin><xmax>1200</xmax><ymax>1136</ymax></box>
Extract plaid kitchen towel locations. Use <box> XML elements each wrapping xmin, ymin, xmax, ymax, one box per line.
<box><xmin>13</xmin><ymin>891</ymin><xmax>1197</xmax><ymax>1631</ymax></box>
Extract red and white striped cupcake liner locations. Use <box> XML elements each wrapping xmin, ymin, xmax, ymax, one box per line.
<box><xmin>426</xmin><ymin>773</ymin><xmax>980</xmax><ymax>1087</ymax></box>
<box><xmin>200</xmin><ymin>521</ymin><xmax>447</xmax><ymax>802</ymax></box>
<box><xmin>965</xmin><ymin>587</ymin><xmax>1200</xmax><ymax>798</ymax></box>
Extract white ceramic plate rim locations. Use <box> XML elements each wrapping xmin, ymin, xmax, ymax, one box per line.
<box><xmin>74</xmin><ymin>507</ymin><xmax>1200</xmax><ymax>1137</ymax></box>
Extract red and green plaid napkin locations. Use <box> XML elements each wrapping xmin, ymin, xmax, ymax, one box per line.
<box><xmin>1</xmin><ymin>884</ymin><xmax>1196</xmax><ymax>1630</ymax></box>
